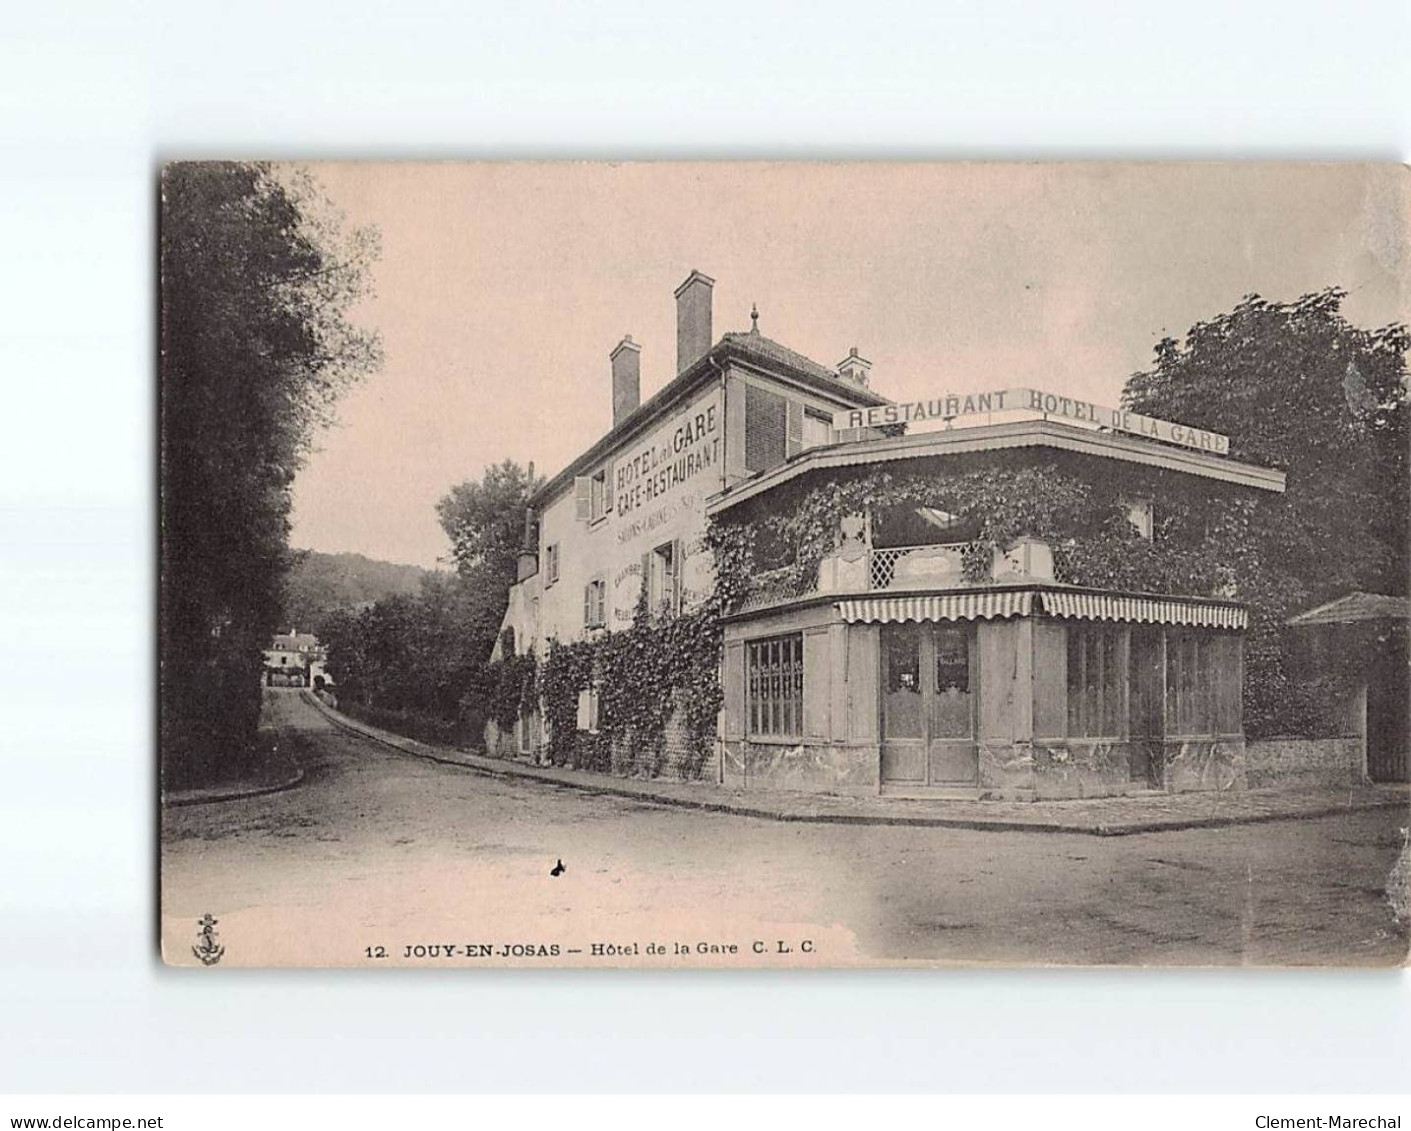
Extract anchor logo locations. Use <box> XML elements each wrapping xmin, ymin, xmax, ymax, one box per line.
<box><xmin>192</xmin><ymin>912</ymin><xmax>225</xmax><ymax>966</ymax></box>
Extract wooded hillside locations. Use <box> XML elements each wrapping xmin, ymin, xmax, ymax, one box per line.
<box><xmin>283</xmin><ymin>550</ymin><xmax>438</xmax><ymax>633</ymax></box>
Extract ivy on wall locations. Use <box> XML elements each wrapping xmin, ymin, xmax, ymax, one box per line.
<box><xmin>485</xmin><ymin>630</ymin><xmax>537</xmax><ymax>734</ymax></box>
<box><xmin>707</xmin><ymin>462</ymin><xmax>1238</xmax><ymax>600</ymax></box>
<box><xmin>536</xmin><ymin>586</ymin><xmax>724</xmax><ymax>780</ymax></box>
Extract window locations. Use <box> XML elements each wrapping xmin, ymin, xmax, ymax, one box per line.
<box><xmin>1165</xmin><ymin>630</ymin><xmax>1240</xmax><ymax>736</ymax></box>
<box><xmin>545</xmin><ymin>542</ymin><xmax>560</xmax><ymax>586</ymax></box>
<box><xmin>576</xmin><ymin>687</ymin><xmax>601</xmax><ymax>732</ymax></box>
<box><xmin>802</xmin><ymin>408</ymin><xmax>833</xmax><ymax>450</ymax></box>
<box><xmin>583</xmin><ymin>578</ymin><xmax>606</xmax><ymax>629</ymax></box>
<box><xmin>1127</xmin><ymin>498</ymin><xmax>1154</xmax><ymax>540</ymax></box>
<box><xmin>647</xmin><ymin>540</ymin><xmax>681</xmax><ymax>616</ymax></box>
<box><xmin>517</xmin><ymin>707</ymin><xmax>539</xmax><ymax>754</ymax></box>
<box><xmin>746</xmin><ymin>634</ymin><xmax>804</xmax><ymax>739</ymax></box>
<box><xmin>589</xmin><ymin>468</ymin><xmax>608</xmax><ymax>524</ymax></box>
<box><xmin>1067</xmin><ymin>625</ymin><xmax>1124</xmax><ymax>738</ymax></box>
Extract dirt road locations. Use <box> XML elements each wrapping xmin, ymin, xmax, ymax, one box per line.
<box><xmin>161</xmin><ymin>691</ymin><xmax>1409</xmax><ymax>968</ymax></box>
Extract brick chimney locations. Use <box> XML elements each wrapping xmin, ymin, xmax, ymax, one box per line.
<box><xmin>837</xmin><ymin>346</ymin><xmax>872</xmax><ymax>388</ymax></box>
<box><xmin>517</xmin><ymin>462</ymin><xmax>538</xmax><ymax>581</ymax></box>
<box><xmin>610</xmin><ymin>335</ymin><xmax>641</xmax><ymax>426</ymax></box>
<box><xmin>674</xmin><ymin>269</ymin><xmax>714</xmax><ymax>374</ymax></box>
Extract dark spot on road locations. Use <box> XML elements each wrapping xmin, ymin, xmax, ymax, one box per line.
<box><xmin>1147</xmin><ymin>857</ymin><xmax>1217</xmax><ymax>873</ymax></box>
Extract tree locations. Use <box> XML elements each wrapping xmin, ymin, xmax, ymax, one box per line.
<box><xmin>160</xmin><ymin>163</ymin><xmax>380</xmax><ymax>786</ymax></box>
<box><xmin>1122</xmin><ymin>287</ymin><xmax>1408</xmax><ymax>733</ymax></box>
<box><xmin>435</xmin><ymin>460</ymin><xmax>543</xmax><ymax>667</ymax></box>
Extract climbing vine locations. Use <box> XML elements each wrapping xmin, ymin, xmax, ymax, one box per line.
<box><xmin>483</xmin><ymin>629</ymin><xmax>538</xmax><ymax>733</ymax></box>
<box><xmin>704</xmin><ymin>461</ymin><xmax>1238</xmax><ymax>606</ymax></box>
<box><xmin>537</xmin><ymin>584</ymin><xmax>723</xmax><ymax>780</ymax></box>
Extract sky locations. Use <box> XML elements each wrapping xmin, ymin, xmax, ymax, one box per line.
<box><xmin>288</xmin><ymin>162</ymin><xmax>1408</xmax><ymax>569</ymax></box>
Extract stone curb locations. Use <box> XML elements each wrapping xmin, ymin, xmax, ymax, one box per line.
<box><xmin>163</xmin><ymin>764</ymin><xmax>306</xmax><ymax>807</ymax></box>
<box><xmin>299</xmin><ymin>692</ymin><xmax>1407</xmax><ymax>837</ymax></box>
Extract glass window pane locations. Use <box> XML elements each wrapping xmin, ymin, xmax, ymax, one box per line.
<box><xmin>929</xmin><ymin>626</ymin><xmax>971</xmax><ymax>738</ymax></box>
<box><xmin>883</xmin><ymin>626</ymin><xmax>923</xmax><ymax>739</ymax></box>
<box><xmin>1111</xmin><ymin>630</ymin><xmax>1124</xmax><ymax>736</ymax></box>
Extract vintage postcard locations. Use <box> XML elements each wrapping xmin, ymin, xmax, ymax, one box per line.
<box><xmin>159</xmin><ymin>162</ymin><xmax>1410</xmax><ymax>968</ymax></box>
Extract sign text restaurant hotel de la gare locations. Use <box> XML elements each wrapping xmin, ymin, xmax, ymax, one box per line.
<box><xmin>847</xmin><ymin>386</ymin><xmax>1232</xmax><ymax>455</ymax></box>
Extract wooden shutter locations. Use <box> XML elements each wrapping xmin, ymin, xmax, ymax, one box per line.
<box><xmin>744</xmin><ymin>384</ymin><xmax>786</xmax><ymax>473</ymax></box>
<box><xmin>669</xmin><ymin>538</ymin><xmax>682</xmax><ymax>615</ymax></box>
<box><xmin>803</xmin><ymin>627</ymin><xmax>830</xmax><ymax>739</ymax></box>
<box><xmin>583</xmin><ymin>583</ymin><xmax>592</xmax><ymax>627</ymax></box>
<box><xmin>641</xmin><ymin>550</ymin><xmax>653</xmax><ymax>611</ymax></box>
<box><xmin>573</xmin><ymin>476</ymin><xmax>592</xmax><ymax>522</ymax></box>
<box><xmin>786</xmin><ymin>400</ymin><xmax>804</xmax><ymax>457</ymax></box>
<box><xmin>722</xmin><ymin>641</ymin><xmax>744</xmax><ymax>740</ymax></box>
<box><xmin>603</xmin><ymin>460</ymin><xmax>614</xmax><ymax>512</ymax></box>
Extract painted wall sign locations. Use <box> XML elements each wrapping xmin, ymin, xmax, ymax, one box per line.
<box><xmin>615</xmin><ymin>401</ymin><xmax>722</xmax><ymax>516</ymax></box>
<box><xmin>845</xmin><ymin>387</ymin><xmax>1230</xmax><ymax>456</ymax></box>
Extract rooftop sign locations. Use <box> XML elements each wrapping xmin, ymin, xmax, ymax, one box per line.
<box><xmin>845</xmin><ymin>387</ymin><xmax>1230</xmax><ymax>456</ymax></box>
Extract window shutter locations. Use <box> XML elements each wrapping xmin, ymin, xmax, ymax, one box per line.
<box><xmin>583</xmin><ymin>583</ymin><xmax>592</xmax><ymax>627</ymax></box>
<box><xmin>573</xmin><ymin>476</ymin><xmax>592</xmax><ymax>522</ymax></box>
<box><xmin>786</xmin><ymin>400</ymin><xmax>804</xmax><ymax>457</ymax></box>
<box><xmin>744</xmin><ymin>384</ymin><xmax>787</xmax><ymax>473</ymax></box>
<box><xmin>722</xmin><ymin>641</ymin><xmax>744</xmax><ymax>740</ymax></box>
<box><xmin>641</xmin><ymin>550</ymin><xmax>652</xmax><ymax>611</ymax></box>
<box><xmin>670</xmin><ymin>537</ymin><xmax>682</xmax><ymax>615</ymax></box>
<box><xmin>603</xmin><ymin>460</ymin><xmax>614</xmax><ymax>512</ymax></box>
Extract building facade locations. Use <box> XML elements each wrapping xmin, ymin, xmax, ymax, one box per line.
<box><xmin>710</xmin><ymin>420</ymin><xmax>1282</xmax><ymax>799</ymax></box>
<box><xmin>494</xmin><ymin>271</ymin><xmax>1288</xmax><ymax>800</ymax></box>
<box><xmin>263</xmin><ymin>629</ymin><xmax>329</xmax><ymax>688</ymax></box>
<box><xmin>488</xmin><ymin>271</ymin><xmax>888</xmax><ymax>759</ymax></box>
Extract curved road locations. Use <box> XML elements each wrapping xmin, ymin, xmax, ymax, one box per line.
<box><xmin>161</xmin><ymin>690</ymin><xmax>1409</xmax><ymax>968</ymax></box>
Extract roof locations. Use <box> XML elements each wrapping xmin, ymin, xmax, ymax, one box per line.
<box><xmin>531</xmin><ymin>330</ymin><xmax>889</xmax><ymax>508</ymax></box>
<box><xmin>707</xmin><ymin>418</ymin><xmax>1286</xmax><ymax>514</ymax></box>
<box><xmin>270</xmin><ymin>633</ymin><xmax>321</xmax><ymax>650</ymax></box>
<box><xmin>719</xmin><ymin>330</ymin><xmax>852</xmax><ymax>387</ymax></box>
<box><xmin>1285</xmin><ymin>592</ymin><xmax>1411</xmax><ymax>627</ymax></box>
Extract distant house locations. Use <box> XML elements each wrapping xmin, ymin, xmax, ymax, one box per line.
<box><xmin>263</xmin><ymin>629</ymin><xmax>330</xmax><ymax>688</ymax></box>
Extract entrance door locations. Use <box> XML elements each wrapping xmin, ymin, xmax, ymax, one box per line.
<box><xmin>880</xmin><ymin>623</ymin><xmax>976</xmax><ymax>787</ymax></box>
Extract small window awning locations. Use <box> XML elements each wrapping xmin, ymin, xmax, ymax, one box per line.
<box><xmin>837</xmin><ymin>587</ymin><xmax>1246</xmax><ymax>629</ymax></box>
<box><xmin>839</xmin><ymin>590</ymin><xmax>1035</xmax><ymax>624</ymax></box>
<box><xmin>1039</xmin><ymin>590</ymin><xmax>1246</xmax><ymax>630</ymax></box>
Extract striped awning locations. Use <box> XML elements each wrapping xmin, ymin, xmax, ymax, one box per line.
<box><xmin>1039</xmin><ymin>590</ymin><xmax>1246</xmax><ymax>630</ymax></box>
<box><xmin>838</xmin><ymin>590</ymin><xmax>1034</xmax><ymax>624</ymax></box>
<box><xmin>835</xmin><ymin>588</ymin><xmax>1247</xmax><ymax>629</ymax></box>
